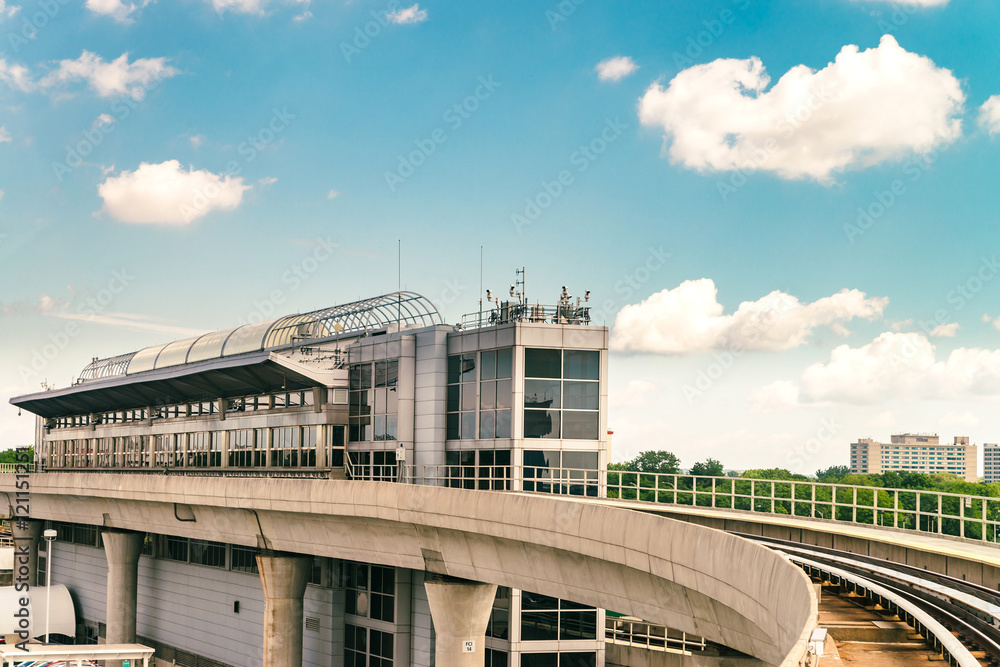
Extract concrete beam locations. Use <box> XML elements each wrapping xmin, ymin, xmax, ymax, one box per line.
<box><xmin>11</xmin><ymin>519</ymin><xmax>43</xmax><ymax>587</ymax></box>
<box><xmin>103</xmin><ymin>529</ymin><xmax>143</xmax><ymax>667</ymax></box>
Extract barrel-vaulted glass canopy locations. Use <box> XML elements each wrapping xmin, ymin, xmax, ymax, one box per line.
<box><xmin>78</xmin><ymin>292</ymin><xmax>442</xmax><ymax>381</ymax></box>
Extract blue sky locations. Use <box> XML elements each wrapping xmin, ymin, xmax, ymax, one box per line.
<box><xmin>3</xmin><ymin>0</ymin><xmax>1000</xmax><ymax>474</ymax></box>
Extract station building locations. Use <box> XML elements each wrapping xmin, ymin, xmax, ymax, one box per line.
<box><xmin>11</xmin><ymin>289</ymin><xmax>614</xmax><ymax>667</ymax></box>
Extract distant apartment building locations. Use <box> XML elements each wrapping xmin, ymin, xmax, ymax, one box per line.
<box><xmin>984</xmin><ymin>443</ymin><xmax>1000</xmax><ymax>483</ymax></box>
<box><xmin>849</xmin><ymin>433</ymin><xmax>977</xmax><ymax>482</ymax></box>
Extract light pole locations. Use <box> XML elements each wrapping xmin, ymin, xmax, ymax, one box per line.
<box><xmin>43</xmin><ymin>528</ymin><xmax>56</xmax><ymax>643</ymax></box>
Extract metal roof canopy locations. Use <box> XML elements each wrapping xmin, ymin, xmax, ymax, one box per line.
<box><xmin>0</xmin><ymin>643</ymin><xmax>154</xmax><ymax>666</ymax></box>
<box><xmin>78</xmin><ymin>291</ymin><xmax>441</xmax><ymax>382</ymax></box>
<box><xmin>10</xmin><ymin>352</ymin><xmax>338</xmax><ymax>419</ymax></box>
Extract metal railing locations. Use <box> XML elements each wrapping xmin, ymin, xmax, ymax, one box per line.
<box><xmin>605</xmin><ymin>617</ymin><xmax>707</xmax><ymax>654</ymax></box>
<box><xmin>399</xmin><ymin>465</ymin><xmax>1000</xmax><ymax>545</ymax></box>
<box><xmin>0</xmin><ymin>462</ymin><xmax>34</xmax><ymax>474</ymax></box>
<box><xmin>459</xmin><ymin>302</ymin><xmax>592</xmax><ymax>329</ymax></box>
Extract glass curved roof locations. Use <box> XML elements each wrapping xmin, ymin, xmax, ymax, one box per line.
<box><xmin>77</xmin><ymin>292</ymin><xmax>442</xmax><ymax>381</ymax></box>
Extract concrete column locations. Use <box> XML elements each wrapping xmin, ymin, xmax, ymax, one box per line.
<box><xmin>424</xmin><ymin>577</ymin><xmax>497</xmax><ymax>667</ymax></box>
<box><xmin>257</xmin><ymin>552</ymin><xmax>311</xmax><ymax>667</ymax></box>
<box><xmin>11</xmin><ymin>519</ymin><xmax>43</xmax><ymax>587</ymax></box>
<box><xmin>103</xmin><ymin>530</ymin><xmax>143</xmax><ymax>665</ymax></box>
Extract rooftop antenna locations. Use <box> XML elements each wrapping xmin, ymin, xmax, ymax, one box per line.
<box><xmin>397</xmin><ymin>239</ymin><xmax>401</xmax><ymax>324</ymax></box>
<box><xmin>479</xmin><ymin>246</ymin><xmax>484</xmax><ymax>326</ymax></box>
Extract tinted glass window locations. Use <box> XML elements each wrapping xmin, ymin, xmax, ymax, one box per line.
<box><xmin>525</xmin><ymin>349</ymin><xmax>561</xmax><ymax>378</ymax></box>
<box><xmin>563</xmin><ymin>350</ymin><xmax>599</xmax><ymax>380</ymax></box>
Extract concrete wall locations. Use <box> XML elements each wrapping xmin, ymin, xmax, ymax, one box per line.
<box><xmin>3</xmin><ymin>473</ymin><xmax>817</xmax><ymax>666</ymax></box>
<box><xmin>48</xmin><ymin>541</ymin><xmax>343</xmax><ymax>667</ymax></box>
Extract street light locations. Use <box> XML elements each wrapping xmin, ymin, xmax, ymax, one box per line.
<box><xmin>43</xmin><ymin>528</ymin><xmax>56</xmax><ymax>643</ymax></box>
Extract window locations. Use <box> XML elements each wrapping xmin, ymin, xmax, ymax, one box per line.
<box><xmin>346</xmin><ymin>624</ymin><xmax>393</xmax><ymax>667</ymax></box>
<box><xmin>123</xmin><ymin>435</ymin><xmax>147</xmax><ymax>468</ymax></box>
<box><xmin>326</xmin><ymin>425</ymin><xmax>346</xmax><ymax>467</ymax></box>
<box><xmin>524</xmin><ymin>349</ymin><xmax>600</xmax><ymax>440</ymax></box>
<box><xmin>446</xmin><ymin>354</ymin><xmax>478</xmax><ymax>439</ymax></box>
<box><xmin>520</xmin><ymin>592</ymin><xmax>597</xmax><ymax>642</ymax></box>
<box><xmin>520</xmin><ymin>654</ymin><xmax>597</xmax><ymax>667</ymax></box>
<box><xmin>187</xmin><ymin>432</ymin><xmax>220</xmax><ymax>467</ymax></box>
<box><xmin>231</xmin><ymin>546</ymin><xmax>259</xmax><ymax>574</ymax></box>
<box><xmin>350</xmin><ymin>361</ymin><xmax>399</xmax><ymax>442</ymax></box>
<box><xmin>163</xmin><ymin>536</ymin><xmax>189</xmax><ymax>562</ymax></box>
<box><xmin>480</xmin><ymin>349</ymin><xmax>513</xmax><ymax>439</ymax></box>
<box><xmin>230</xmin><ymin>429</ymin><xmax>264</xmax><ymax>467</ymax></box>
<box><xmin>487</xmin><ymin>587</ymin><xmax>510</xmax><ymax>640</ymax></box>
<box><xmin>271</xmin><ymin>427</ymin><xmax>300</xmax><ymax>467</ymax></box>
<box><xmin>485</xmin><ymin>649</ymin><xmax>509</xmax><ymax>667</ymax></box>
<box><xmin>189</xmin><ymin>539</ymin><xmax>226</xmax><ymax>568</ymax></box>
<box><xmin>348</xmin><ymin>451</ymin><xmax>397</xmax><ymax>482</ymax></box>
<box><xmin>343</xmin><ymin>562</ymin><xmax>395</xmax><ymax>623</ymax></box>
<box><xmin>153</xmin><ymin>434</ymin><xmax>180</xmax><ymax>467</ymax></box>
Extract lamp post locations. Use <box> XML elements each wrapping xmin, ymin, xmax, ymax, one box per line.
<box><xmin>43</xmin><ymin>528</ymin><xmax>56</xmax><ymax>643</ymax></box>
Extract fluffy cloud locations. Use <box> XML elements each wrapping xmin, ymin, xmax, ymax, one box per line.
<box><xmin>0</xmin><ymin>1</ymin><xmax>19</xmax><ymax>17</ymax></box>
<box><xmin>0</xmin><ymin>126</ymin><xmax>10</xmax><ymax>143</ymax></box>
<box><xmin>97</xmin><ymin>160</ymin><xmax>250</xmax><ymax>225</ymax></box>
<box><xmin>638</xmin><ymin>35</ymin><xmax>964</xmax><ymax>182</ymax></box>
<box><xmin>85</xmin><ymin>0</ymin><xmax>138</xmax><ymax>22</ymax></box>
<box><xmin>611</xmin><ymin>279</ymin><xmax>887</xmax><ymax>354</ymax></box>
<box><xmin>387</xmin><ymin>3</ymin><xmax>427</xmax><ymax>24</ymax></box>
<box><xmin>39</xmin><ymin>51</ymin><xmax>178</xmax><ymax>100</ymax></box>
<box><xmin>849</xmin><ymin>0</ymin><xmax>947</xmax><ymax>5</ymax></box>
<box><xmin>0</xmin><ymin>58</ymin><xmax>33</xmax><ymax>91</ymax></box>
<box><xmin>753</xmin><ymin>332</ymin><xmax>1000</xmax><ymax>408</ymax></box>
<box><xmin>979</xmin><ymin>95</ymin><xmax>1000</xmax><ymax>137</ymax></box>
<box><xmin>929</xmin><ymin>322</ymin><xmax>960</xmax><ymax>337</ymax></box>
<box><xmin>984</xmin><ymin>313</ymin><xmax>1000</xmax><ymax>331</ymax></box>
<box><xmin>595</xmin><ymin>56</ymin><xmax>638</xmax><ymax>82</ymax></box>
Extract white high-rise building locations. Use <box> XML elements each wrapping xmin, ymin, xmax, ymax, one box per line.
<box><xmin>984</xmin><ymin>443</ymin><xmax>1000</xmax><ymax>483</ymax></box>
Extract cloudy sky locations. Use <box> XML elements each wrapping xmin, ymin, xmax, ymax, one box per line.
<box><xmin>2</xmin><ymin>0</ymin><xmax>1000</xmax><ymax>475</ymax></box>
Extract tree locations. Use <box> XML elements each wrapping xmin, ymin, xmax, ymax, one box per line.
<box><xmin>626</xmin><ymin>450</ymin><xmax>681</xmax><ymax>474</ymax></box>
<box><xmin>690</xmin><ymin>458</ymin><xmax>724</xmax><ymax>477</ymax></box>
<box><xmin>815</xmin><ymin>465</ymin><xmax>850</xmax><ymax>483</ymax></box>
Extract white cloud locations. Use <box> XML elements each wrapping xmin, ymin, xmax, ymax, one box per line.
<box><xmin>610</xmin><ymin>279</ymin><xmax>887</xmax><ymax>354</ymax></box>
<box><xmin>638</xmin><ymin>35</ymin><xmax>964</xmax><ymax>182</ymax></box>
<box><xmin>85</xmin><ymin>0</ymin><xmax>137</xmax><ymax>22</ymax></box>
<box><xmin>982</xmin><ymin>314</ymin><xmax>1000</xmax><ymax>331</ymax></box>
<box><xmin>211</xmin><ymin>0</ymin><xmax>265</xmax><ymax>13</ymax></box>
<box><xmin>54</xmin><ymin>311</ymin><xmax>207</xmax><ymax>337</ymax></box>
<box><xmin>940</xmin><ymin>410</ymin><xmax>981</xmax><ymax>429</ymax></box>
<box><xmin>0</xmin><ymin>126</ymin><xmax>10</xmax><ymax>143</ymax></box>
<box><xmin>258</xmin><ymin>176</ymin><xmax>277</xmax><ymax>186</ymax></box>
<box><xmin>929</xmin><ymin>322</ymin><xmax>960</xmax><ymax>337</ymax></box>
<box><xmin>326</xmin><ymin>189</ymin><xmax>340</xmax><ymax>199</ymax></box>
<box><xmin>849</xmin><ymin>0</ymin><xmax>947</xmax><ymax>5</ymax></box>
<box><xmin>0</xmin><ymin>1</ymin><xmax>19</xmax><ymax>17</ymax></box>
<box><xmin>292</xmin><ymin>9</ymin><xmax>311</xmax><ymax>22</ymax></box>
<box><xmin>979</xmin><ymin>95</ymin><xmax>1000</xmax><ymax>137</ymax></box>
<box><xmin>756</xmin><ymin>332</ymin><xmax>1000</xmax><ymax>407</ymax></box>
<box><xmin>189</xmin><ymin>134</ymin><xmax>205</xmax><ymax>147</ymax></box>
<box><xmin>747</xmin><ymin>381</ymin><xmax>800</xmax><ymax>413</ymax></box>
<box><xmin>595</xmin><ymin>56</ymin><xmax>638</xmax><ymax>82</ymax></box>
<box><xmin>0</xmin><ymin>58</ymin><xmax>33</xmax><ymax>91</ymax></box>
<box><xmin>387</xmin><ymin>3</ymin><xmax>427</xmax><ymax>24</ymax></box>
<box><xmin>97</xmin><ymin>160</ymin><xmax>250</xmax><ymax>225</ymax></box>
<box><xmin>39</xmin><ymin>51</ymin><xmax>178</xmax><ymax>100</ymax></box>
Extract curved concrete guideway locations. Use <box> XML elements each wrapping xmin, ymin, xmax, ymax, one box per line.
<box><xmin>1</xmin><ymin>474</ymin><xmax>817</xmax><ymax>666</ymax></box>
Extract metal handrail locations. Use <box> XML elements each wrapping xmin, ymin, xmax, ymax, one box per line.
<box><xmin>0</xmin><ymin>463</ymin><xmax>34</xmax><ymax>474</ymax></box>
<box><xmin>459</xmin><ymin>303</ymin><xmax>592</xmax><ymax>329</ymax></box>
<box><xmin>399</xmin><ymin>465</ymin><xmax>1000</xmax><ymax>545</ymax></box>
<box><xmin>605</xmin><ymin>617</ymin><xmax>707</xmax><ymax>654</ymax></box>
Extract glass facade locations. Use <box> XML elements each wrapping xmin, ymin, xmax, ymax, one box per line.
<box><xmin>350</xmin><ymin>360</ymin><xmax>398</xmax><ymax>442</ymax></box>
<box><xmin>524</xmin><ymin>349</ymin><xmax>599</xmax><ymax>440</ymax></box>
<box><xmin>447</xmin><ymin>349</ymin><xmax>512</xmax><ymax>440</ymax></box>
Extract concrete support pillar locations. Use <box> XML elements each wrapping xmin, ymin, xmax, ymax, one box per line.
<box><xmin>424</xmin><ymin>577</ymin><xmax>497</xmax><ymax>667</ymax></box>
<box><xmin>257</xmin><ymin>552</ymin><xmax>311</xmax><ymax>667</ymax></box>
<box><xmin>104</xmin><ymin>530</ymin><xmax>143</xmax><ymax>666</ymax></box>
<box><xmin>11</xmin><ymin>519</ymin><xmax>43</xmax><ymax>587</ymax></box>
